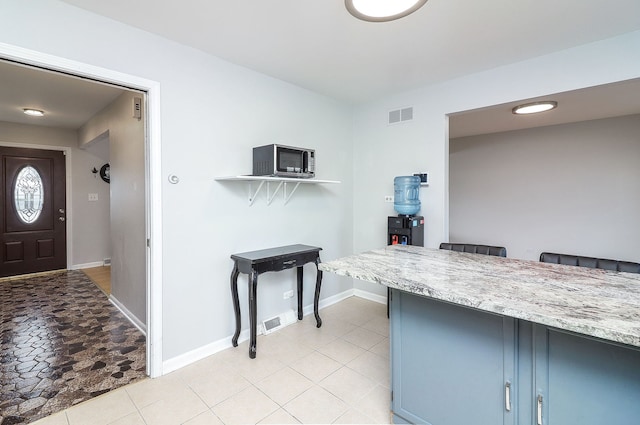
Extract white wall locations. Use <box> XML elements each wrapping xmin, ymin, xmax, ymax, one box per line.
<box><xmin>79</xmin><ymin>92</ymin><xmax>146</xmax><ymax>326</ymax></box>
<box><xmin>352</xmin><ymin>30</ymin><xmax>640</xmax><ymax>296</ymax></box>
<box><xmin>449</xmin><ymin>115</ymin><xmax>640</xmax><ymax>262</ymax></box>
<box><xmin>0</xmin><ymin>0</ymin><xmax>354</xmax><ymax>365</ymax></box>
<box><xmin>0</xmin><ymin>121</ymin><xmax>111</xmax><ymax>267</ymax></box>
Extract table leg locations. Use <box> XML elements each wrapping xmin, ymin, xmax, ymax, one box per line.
<box><xmin>248</xmin><ymin>270</ymin><xmax>258</xmax><ymax>359</ymax></box>
<box><xmin>314</xmin><ymin>257</ymin><xmax>323</xmax><ymax>328</ymax></box>
<box><xmin>297</xmin><ymin>266</ymin><xmax>304</xmax><ymax>320</ymax></box>
<box><xmin>230</xmin><ymin>263</ymin><xmax>241</xmax><ymax>347</ymax></box>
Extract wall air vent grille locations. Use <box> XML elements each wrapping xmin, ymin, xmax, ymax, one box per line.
<box><xmin>389</xmin><ymin>109</ymin><xmax>401</xmax><ymax>124</ymax></box>
<box><xmin>388</xmin><ymin>107</ymin><xmax>414</xmax><ymax>125</ymax></box>
<box><xmin>260</xmin><ymin>309</ymin><xmax>296</xmax><ymax>335</ymax></box>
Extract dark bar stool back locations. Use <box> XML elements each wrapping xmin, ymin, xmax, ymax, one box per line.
<box><xmin>439</xmin><ymin>243</ymin><xmax>507</xmax><ymax>257</ymax></box>
<box><xmin>539</xmin><ymin>252</ymin><xmax>640</xmax><ymax>273</ymax></box>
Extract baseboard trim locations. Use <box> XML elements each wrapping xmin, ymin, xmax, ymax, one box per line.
<box><xmin>162</xmin><ymin>328</ymin><xmax>250</xmax><ymax>375</ymax></box>
<box><xmin>353</xmin><ymin>288</ymin><xmax>387</xmax><ymax>305</ymax></box>
<box><xmin>71</xmin><ymin>261</ymin><xmax>105</xmax><ymax>270</ymax></box>
<box><xmin>162</xmin><ymin>288</ymin><xmax>356</xmax><ymax>374</ymax></box>
<box><xmin>301</xmin><ymin>288</ymin><xmax>355</xmax><ymax>316</ymax></box>
<box><xmin>109</xmin><ymin>294</ymin><xmax>147</xmax><ymax>336</ymax></box>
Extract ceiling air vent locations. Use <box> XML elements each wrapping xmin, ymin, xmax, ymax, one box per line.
<box><xmin>388</xmin><ymin>107</ymin><xmax>413</xmax><ymax>125</ymax></box>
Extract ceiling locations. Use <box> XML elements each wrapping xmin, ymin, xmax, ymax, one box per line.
<box><xmin>59</xmin><ymin>0</ymin><xmax>640</xmax><ymax>104</ymax></box>
<box><xmin>2</xmin><ymin>0</ymin><xmax>640</xmax><ymax>133</ymax></box>
<box><xmin>0</xmin><ymin>60</ymin><xmax>126</xmax><ymax>129</ymax></box>
<box><xmin>449</xmin><ymin>78</ymin><xmax>640</xmax><ymax>138</ymax></box>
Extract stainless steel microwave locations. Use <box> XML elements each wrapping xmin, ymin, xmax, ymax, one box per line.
<box><xmin>252</xmin><ymin>144</ymin><xmax>315</xmax><ymax>178</ymax></box>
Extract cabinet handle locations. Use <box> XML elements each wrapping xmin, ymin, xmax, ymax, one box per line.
<box><xmin>537</xmin><ymin>394</ymin><xmax>543</xmax><ymax>425</ymax></box>
<box><xmin>504</xmin><ymin>382</ymin><xmax>511</xmax><ymax>412</ymax></box>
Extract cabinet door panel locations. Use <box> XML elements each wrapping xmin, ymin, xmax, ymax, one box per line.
<box><xmin>391</xmin><ymin>290</ymin><xmax>514</xmax><ymax>425</ymax></box>
<box><xmin>540</xmin><ymin>328</ymin><xmax>640</xmax><ymax>425</ymax></box>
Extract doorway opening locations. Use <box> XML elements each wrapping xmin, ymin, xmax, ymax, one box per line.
<box><xmin>0</xmin><ymin>44</ymin><xmax>162</xmax><ymax>378</ymax></box>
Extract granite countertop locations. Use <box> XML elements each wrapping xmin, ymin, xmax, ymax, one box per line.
<box><xmin>319</xmin><ymin>245</ymin><xmax>640</xmax><ymax>348</ymax></box>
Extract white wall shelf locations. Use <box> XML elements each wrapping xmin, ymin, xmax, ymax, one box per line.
<box><xmin>215</xmin><ymin>175</ymin><xmax>341</xmax><ymax>206</ymax></box>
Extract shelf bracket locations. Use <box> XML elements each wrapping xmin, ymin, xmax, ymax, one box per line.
<box><xmin>266</xmin><ymin>181</ymin><xmax>284</xmax><ymax>205</ymax></box>
<box><xmin>283</xmin><ymin>182</ymin><xmax>302</xmax><ymax>204</ymax></box>
<box><xmin>216</xmin><ymin>176</ymin><xmax>340</xmax><ymax>206</ymax></box>
<box><xmin>248</xmin><ymin>180</ymin><xmax>265</xmax><ymax>206</ymax></box>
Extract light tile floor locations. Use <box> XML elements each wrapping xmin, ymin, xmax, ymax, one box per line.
<box><xmin>32</xmin><ymin>297</ymin><xmax>391</xmax><ymax>425</ymax></box>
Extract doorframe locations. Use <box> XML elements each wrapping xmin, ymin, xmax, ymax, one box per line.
<box><xmin>0</xmin><ymin>42</ymin><xmax>164</xmax><ymax>378</ymax></box>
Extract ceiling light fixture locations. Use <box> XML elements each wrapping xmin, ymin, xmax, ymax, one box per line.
<box><xmin>512</xmin><ymin>101</ymin><xmax>558</xmax><ymax>115</ymax></box>
<box><xmin>345</xmin><ymin>0</ymin><xmax>428</xmax><ymax>22</ymax></box>
<box><xmin>23</xmin><ymin>108</ymin><xmax>45</xmax><ymax>117</ymax></box>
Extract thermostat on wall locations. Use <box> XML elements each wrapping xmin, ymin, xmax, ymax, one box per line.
<box><xmin>414</xmin><ymin>172</ymin><xmax>429</xmax><ymax>186</ymax></box>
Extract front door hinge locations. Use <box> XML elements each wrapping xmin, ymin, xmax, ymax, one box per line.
<box><xmin>147</xmin><ymin>238</ymin><xmax>150</xmax><ymax>247</ymax></box>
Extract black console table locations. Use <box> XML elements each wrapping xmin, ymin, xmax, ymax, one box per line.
<box><xmin>230</xmin><ymin>244</ymin><xmax>323</xmax><ymax>358</ymax></box>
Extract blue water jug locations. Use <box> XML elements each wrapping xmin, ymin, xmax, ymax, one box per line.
<box><xmin>394</xmin><ymin>176</ymin><xmax>421</xmax><ymax>215</ymax></box>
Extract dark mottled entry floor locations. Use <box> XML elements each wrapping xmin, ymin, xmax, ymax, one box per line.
<box><xmin>0</xmin><ymin>270</ymin><xmax>146</xmax><ymax>424</ymax></box>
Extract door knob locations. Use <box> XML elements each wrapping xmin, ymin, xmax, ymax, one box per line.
<box><xmin>58</xmin><ymin>217</ymin><xmax>65</xmax><ymax>222</ymax></box>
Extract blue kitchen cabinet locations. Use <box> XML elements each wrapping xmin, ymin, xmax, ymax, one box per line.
<box><xmin>390</xmin><ymin>289</ymin><xmax>517</xmax><ymax>425</ymax></box>
<box><xmin>529</xmin><ymin>325</ymin><xmax>640</xmax><ymax>425</ymax></box>
<box><xmin>390</xmin><ymin>289</ymin><xmax>640</xmax><ymax>425</ymax></box>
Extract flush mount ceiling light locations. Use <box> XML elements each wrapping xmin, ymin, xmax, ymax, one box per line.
<box><xmin>512</xmin><ymin>101</ymin><xmax>558</xmax><ymax>115</ymax></box>
<box><xmin>345</xmin><ymin>0</ymin><xmax>428</xmax><ymax>22</ymax></box>
<box><xmin>23</xmin><ymin>108</ymin><xmax>45</xmax><ymax>117</ymax></box>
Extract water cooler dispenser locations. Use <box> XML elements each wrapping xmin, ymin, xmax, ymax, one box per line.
<box><xmin>387</xmin><ymin>176</ymin><xmax>424</xmax><ymax>316</ymax></box>
<box><xmin>388</xmin><ymin>215</ymin><xmax>424</xmax><ymax>247</ymax></box>
<box><xmin>388</xmin><ymin>176</ymin><xmax>424</xmax><ymax>248</ymax></box>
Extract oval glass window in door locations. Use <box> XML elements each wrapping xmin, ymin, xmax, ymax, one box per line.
<box><xmin>14</xmin><ymin>165</ymin><xmax>44</xmax><ymax>224</ymax></box>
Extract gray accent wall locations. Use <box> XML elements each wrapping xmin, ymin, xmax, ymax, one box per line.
<box><xmin>79</xmin><ymin>92</ymin><xmax>146</xmax><ymax>326</ymax></box>
<box><xmin>449</xmin><ymin>115</ymin><xmax>640</xmax><ymax>262</ymax></box>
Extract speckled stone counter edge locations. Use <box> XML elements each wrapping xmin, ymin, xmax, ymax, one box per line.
<box><xmin>319</xmin><ymin>245</ymin><xmax>640</xmax><ymax>348</ymax></box>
